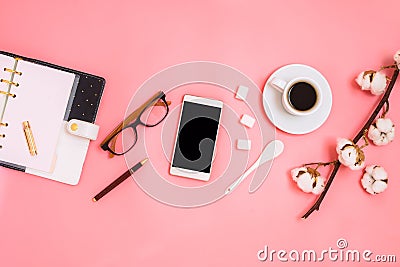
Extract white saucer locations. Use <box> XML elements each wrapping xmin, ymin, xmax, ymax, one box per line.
<box><xmin>262</xmin><ymin>64</ymin><xmax>332</xmax><ymax>134</ymax></box>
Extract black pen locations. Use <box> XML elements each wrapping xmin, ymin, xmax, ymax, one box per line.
<box><xmin>92</xmin><ymin>158</ymin><xmax>148</xmax><ymax>202</ymax></box>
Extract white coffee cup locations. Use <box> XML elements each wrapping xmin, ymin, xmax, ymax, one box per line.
<box><xmin>270</xmin><ymin>76</ymin><xmax>322</xmax><ymax>116</ymax></box>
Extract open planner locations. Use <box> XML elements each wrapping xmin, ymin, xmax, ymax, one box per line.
<box><xmin>0</xmin><ymin>51</ymin><xmax>105</xmax><ymax>185</ymax></box>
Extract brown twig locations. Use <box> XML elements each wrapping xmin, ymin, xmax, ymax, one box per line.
<box><xmin>302</xmin><ymin>66</ymin><xmax>399</xmax><ymax>219</ymax></box>
<box><xmin>303</xmin><ymin>161</ymin><xmax>337</xmax><ymax>170</ymax></box>
<box><xmin>380</xmin><ymin>64</ymin><xmax>397</xmax><ymax>71</ymax></box>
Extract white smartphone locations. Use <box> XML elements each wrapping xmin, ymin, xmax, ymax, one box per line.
<box><xmin>170</xmin><ymin>95</ymin><xmax>223</xmax><ymax>181</ymax></box>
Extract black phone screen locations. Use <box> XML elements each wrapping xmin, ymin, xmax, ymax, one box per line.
<box><xmin>172</xmin><ymin>101</ymin><xmax>222</xmax><ymax>173</ymax></box>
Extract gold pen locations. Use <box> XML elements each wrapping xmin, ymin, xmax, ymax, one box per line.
<box><xmin>23</xmin><ymin>121</ymin><xmax>37</xmax><ymax>156</ymax></box>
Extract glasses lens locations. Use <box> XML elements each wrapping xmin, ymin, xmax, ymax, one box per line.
<box><xmin>110</xmin><ymin>126</ymin><xmax>137</xmax><ymax>155</ymax></box>
<box><xmin>140</xmin><ymin>100</ymin><xmax>168</xmax><ymax>127</ymax></box>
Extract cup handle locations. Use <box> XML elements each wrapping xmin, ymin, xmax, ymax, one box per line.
<box><xmin>270</xmin><ymin>77</ymin><xmax>287</xmax><ymax>93</ymax></box>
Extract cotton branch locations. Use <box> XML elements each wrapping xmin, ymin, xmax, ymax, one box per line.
<box><xmin>302</xmin><ymin>67</ymin><xmax>399</xmax><ymax>219</ymax></box>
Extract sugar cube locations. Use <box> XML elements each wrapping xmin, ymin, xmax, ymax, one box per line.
<box><xmin>240</xmin><ymin>114</ymin><xmax>255</xmax><ymax>128</ymax></box>
<box><xmin>237</xmin><ymin>139</ymin><xmax>251</xmax><ymax>150</ymax></box>
<box><xmin>235</xmin><ymin>85</ymin><xmax>249</xmax><ymax>101</ymax></box>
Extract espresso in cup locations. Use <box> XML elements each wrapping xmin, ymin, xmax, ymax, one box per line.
<box><xmin>287</xmin><ymin>81</ymin><xmax>318</xmax><ymax>112</ymax></box>
<box><xmin>270</xmin><ymin>77</ymin><xmax>322</xmax><ymax>116</ymax></box>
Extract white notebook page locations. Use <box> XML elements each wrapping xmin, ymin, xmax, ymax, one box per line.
<box><xmin>0</xmin><ymin>55</ymin><xmax>75</xmax><ymax>172</ymax></box>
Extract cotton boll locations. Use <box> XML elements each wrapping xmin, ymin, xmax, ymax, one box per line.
<box><xmin>368</xmin><ymin>118</ymin><xmax>395</xmax><ymax>146</ymax></box>
<box><xmin>355</xmin><ymin>71</ymin><xmax>387</xmax><ymax>95</ymax></box>
<box><xmin>370</xmin><ymin>72</ymin><xmax>387</xmax><ymax>95</ymax></box>
<box><xmin>336</xmin><ymin>138</ymin><xmax>365</xmax><ymax>170</ymax></box>
<box><xmin>361</xmin><ymin>165</ymin><xmax>388</xmax><ymax>194</ymax></box>
<box><xmin>290</xmin><ymin>167</ymin><xmax>326</xmax><ymax>195</ymax></box>
<box><xmin>291</xmin><ymin>167</ymin><xmax>314</xmax><ymax>193</ymax></box>
<box><xmin>356</xmin><ymin>71</ymin><xmax>372</xmax><ymax>90</ymax></box>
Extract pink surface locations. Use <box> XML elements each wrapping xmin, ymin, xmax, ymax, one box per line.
<box><xmin>1</xmin><ymin>1</ymin><xmax>400</xmax><ymax>266</ymax></box>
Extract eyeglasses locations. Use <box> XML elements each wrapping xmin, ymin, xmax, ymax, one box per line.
<box><xmin>100</xmin><ymin>91</ymin><xmax>169</xmax><ymax>156</ymax></box>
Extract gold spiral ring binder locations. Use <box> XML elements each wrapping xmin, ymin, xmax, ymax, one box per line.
<box><xmin>0</xmin><ymin>90</ymin><xmax>16</xmax><ymax>98</ymax></box>
<box><xmin>3</xmin><ymin>68</ymin><xmax>22</xmax><ymax>76</ymax></box>
<box><xmin>1</xmin><ymin>57</ymin><xmax>22</xmax><ymax>149</ymax></box>
<box><xmin>0</xmin><ymin>79</ymin><xmax>19</xmax><ymax>87</ymax></box>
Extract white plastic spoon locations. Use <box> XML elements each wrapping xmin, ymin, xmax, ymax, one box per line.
<box><xmin>225</xmin><ymin>140</ymin><xmax>284</xmax><ymax>195</ymax></box>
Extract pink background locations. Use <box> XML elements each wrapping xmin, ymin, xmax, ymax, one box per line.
<box><xmin>1</xmin><ymin>1</ymin><xmax>400</xmax><ymax>266</ymax></box>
